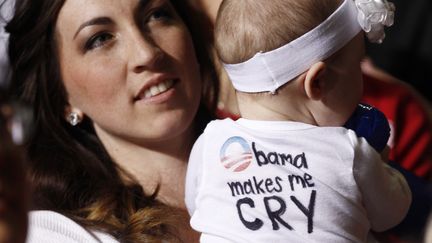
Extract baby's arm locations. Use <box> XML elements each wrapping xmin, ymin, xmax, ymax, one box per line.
<box><xmin>346</xmin><ymin>104</ymin><xmax>411</xmax><ymax>230</ymax></box>
<box><xmin>352</xmin><ymin>136</ymin><xmax>412</xmax><ymax>232</ymax></box>
<box><xmin>185</xmin><ymin>135</ymin><xmax>205</xmax><ymax>215</ymax></box>
<box><xmin>185</xmin><ymin>133</ymin><xmax>235</xmax><ymax>243</ymax></box>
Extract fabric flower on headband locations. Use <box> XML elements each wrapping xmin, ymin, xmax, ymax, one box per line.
<box><xmin>355</xmin><ymin>0</ymin><xmax>395</xmax><ymax>43</ymax></box>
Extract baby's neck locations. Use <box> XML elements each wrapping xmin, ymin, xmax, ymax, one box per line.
<box><xmin>237</xmin><ymin>94</ymin><xmax>317</xmax><ymax>125</ymax></box>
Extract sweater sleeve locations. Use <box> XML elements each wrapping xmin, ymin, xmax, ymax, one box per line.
<box><xmin>27</xmin><ymin>210</ymin><xmax>119</xmax><ymax>243</ymax></box>
<box><xmin>352</xmin><ymin>135</ymin><xmax>412</xmax><ymax>232</ymax></box>
<box><xmin>185</xmin><ymin>134</ymin><xmax>205</xmax><ymax>216</ymax></box>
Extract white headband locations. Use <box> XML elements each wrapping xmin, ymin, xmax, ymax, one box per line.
<box><xmin>223</xmin><ymin>0</ymin><xmax>395</xmax><ymax>93</ymax></box>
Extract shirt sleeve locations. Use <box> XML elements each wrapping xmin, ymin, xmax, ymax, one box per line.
<box><xmin>185</xmin><ymin>134</ymin><xmax>205</xmax><ymax>216</ymax></box>
<box><xmin>352</xmin><ymin>135</ymin><xmax>412</xmax><ymax>232</ymax></box>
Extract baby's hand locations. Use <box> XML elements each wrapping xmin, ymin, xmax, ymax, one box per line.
<box><xmin>344</xmin><ymin>103</ymin><xmax>391</xmax><ymax>153</ymax></box>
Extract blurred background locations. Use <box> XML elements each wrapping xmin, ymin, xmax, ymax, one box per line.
<box><xmin>366</xmin><ymin>0</ymin><xmax>432</xmax><ymax>102</ymax></box>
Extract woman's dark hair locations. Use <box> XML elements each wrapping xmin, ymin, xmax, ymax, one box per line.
<box><xmin>171</xmin><ymin>0</ymin><xmax>219</xmax><ymax>136</ymax></box>
<box><xmin>6</xmin><ymin>0</ymin><xmax>217</xmax><ymax>242</ymax></box>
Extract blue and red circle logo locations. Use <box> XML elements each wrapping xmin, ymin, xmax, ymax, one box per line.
<box><xmin>220</xmin><ymin>136</ymin><xmax>252</xmax><ymax>172</ymax></box>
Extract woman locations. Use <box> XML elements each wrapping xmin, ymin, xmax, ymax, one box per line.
<box><xmin>7</xmin><ymin>0</ymin><xmax>217</xmax><ymax>242</ymax></box>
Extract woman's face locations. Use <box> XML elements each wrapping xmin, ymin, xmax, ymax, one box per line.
<box><xmin>56</xmin><ymin>0</ymin><xmax>201</xmax><ymax>144</ymax></box>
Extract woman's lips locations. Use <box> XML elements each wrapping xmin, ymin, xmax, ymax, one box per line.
<box><xmin>143</xmin><ymin>79</ymin><xmax>175</xmax><ymax>98</ymax></box>
<box><xmin>134</xmin><ymin>79</ymin><xmax>178</xmax><ymax>104</ymax></box>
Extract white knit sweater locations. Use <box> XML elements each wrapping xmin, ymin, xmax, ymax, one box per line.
<box><xmin>26</xmin><ymin>210</ymin><xmax>119</xmax><ymax>243</ymax></box>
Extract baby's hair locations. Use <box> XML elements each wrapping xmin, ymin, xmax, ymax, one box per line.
<box><xmin>215</xmin><ymin>0</ymin><xmax>343</xmax><ymax>64</ymax></box>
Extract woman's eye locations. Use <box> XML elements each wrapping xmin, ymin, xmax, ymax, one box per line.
<box><xmin>85</xmin><ymin>32</ymin><xmax>114</xmax><ymax>51</ymax></box>
<box><xmin>148</xmin><ymin>8</ymin><xmax>172</xmax><ymax>22</ymax></box>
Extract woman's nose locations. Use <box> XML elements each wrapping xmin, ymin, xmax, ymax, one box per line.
<box><xmin>128</xmin><ymin>31</ymin><xmax>164</xmax><ymax>74</ymax></box>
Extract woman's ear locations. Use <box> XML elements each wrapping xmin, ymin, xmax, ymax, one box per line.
<box><xmin>304</xmin><ymin>61</ymin><xmax>327</xmax><ymax>100</ymax></box>
<box><xmin>64</xmin><ymin>106</ymin><xmax>84</xmax><ymax>126</ymax></box>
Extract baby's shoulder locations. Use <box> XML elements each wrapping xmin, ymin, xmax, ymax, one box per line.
<box><xmin>203</xmin><ymin>118</ymin><xmax>237</xmax><ymax>133</ymax></box>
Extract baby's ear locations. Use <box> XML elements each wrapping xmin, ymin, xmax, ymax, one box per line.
<box><xmin>304</xmin><ymin>61</ymin><xmax>327</xmax><ymax>100</ymax></box>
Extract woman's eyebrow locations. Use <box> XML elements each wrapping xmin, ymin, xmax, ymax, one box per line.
<box><xmin>136</xmin><ymin>0</ymin><xmax>151</xmax><ymax>16</ymax></box>
<box><xmin>138</xmin><ymin>0</ymin><xmax>150</xmax><ymax>10</ymax></box>
<box><xmin>134</xmin><ymin>0</ymin><xmax>154</xmax><ymax>23</ymax></box>
<box><xmin>73</xmin><ymin>17</ymin><xmax>113</xmax><ymax>39</ymax></box>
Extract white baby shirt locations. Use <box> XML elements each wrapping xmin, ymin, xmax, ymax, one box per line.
<box><xmin>185</xmin><ymin>118</ymin><xmax>411</xmax><ymax>243</ymax></box>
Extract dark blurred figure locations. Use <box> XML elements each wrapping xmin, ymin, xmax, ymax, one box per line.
<box><xmin>0</xmin><ymin>91</ymin><xmax>29</xmax><ymax>243</ymax></box>
<box><xmin>366</xmin><ymin>0</ymin><xmax>432</xmax><ymax>101</ymax></box>
<box><xmin>1</xmin><ymin>0</ymin><xmax>30</xmax><ymax>237</ymax></box>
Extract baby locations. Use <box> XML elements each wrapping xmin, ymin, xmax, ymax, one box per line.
<box><xmin>186</xmin><ymin>0</ymin><xmax>411</xmax><ymax>242</ymax></box>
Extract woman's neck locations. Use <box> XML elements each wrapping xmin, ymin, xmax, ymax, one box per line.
<box><xmin>95</xmin><ymin>125</ymin><xmax>196</xmax><ymax>209</ymax></box>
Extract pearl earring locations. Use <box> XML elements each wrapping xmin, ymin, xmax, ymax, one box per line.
<box><xmin>67</xmin><ymin>112</ymin><xmax>82</xmax><ymax>126</ymax></box>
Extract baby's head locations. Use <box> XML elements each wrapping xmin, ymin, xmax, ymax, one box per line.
<box><xmin>215</xmin><ymin>0</ymin><xmax>366</xmax><ymax>126</ymax></box>
<box><xmin>215</xmin><ymin>0</ymin><xmax>342</xmax><ymax>64</ymax></box>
